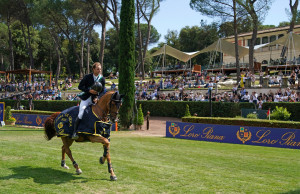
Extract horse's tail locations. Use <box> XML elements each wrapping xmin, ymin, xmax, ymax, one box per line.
<box><xmin>44</xmin><ymin>112</ymin><xmax>60</xmax><ymax>141</ymax></box>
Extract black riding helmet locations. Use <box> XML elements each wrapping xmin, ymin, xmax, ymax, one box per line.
<box><xmin>91</xmin><ymin>81</ymin><xmax>103</xmax><ymax>93</ymax></box>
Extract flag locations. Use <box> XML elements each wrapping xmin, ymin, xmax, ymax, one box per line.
<box><xmin>267</xmin><ymin>109</ymin><xmax>271</xmax><ymax>120</ymax></box>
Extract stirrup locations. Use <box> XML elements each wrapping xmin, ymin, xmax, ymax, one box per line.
<box><xmin>71</xmin><ymin>133</ymin><xmax>79</xmax><ymax>140</ymax></box>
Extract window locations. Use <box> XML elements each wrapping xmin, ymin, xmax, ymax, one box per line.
<box><xmin>262</xmin><ymin>36</ymin><xmax>268</xmax><ymax>44</ymax></box>
<box><xmin>247</xmin><ymin>39</ymin><xmax>251</xmax><ymax>46</ymax></box>
<box><xmin>270</xmin><ymin>35</ymin><xmax>276</xmax><ymax>42</ymax></box>
<box><xmin>255</xmin><ymin>38</ymin><xmax>261</xmax><ymax>45</ymax></box>
<box><xmin>278</xmin><ymin>34</ymin><xmax>284</xmax><ymax>38</ymax></box>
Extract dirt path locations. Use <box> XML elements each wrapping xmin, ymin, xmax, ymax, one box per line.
<box><xmin>129</xmin><ymin>116</ymin><xmax>181</xmax><ymax>137</ymax></box>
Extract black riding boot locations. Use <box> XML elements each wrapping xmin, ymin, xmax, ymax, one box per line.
<box><xmin>71</xmin><ymin>117</ymin><xmax>81</xmax><ymax>140</ymax></box>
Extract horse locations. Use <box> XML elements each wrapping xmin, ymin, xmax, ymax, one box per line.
<box><xmin>44</xmin><ymin>91</ymin><xmax>123</xmax><ymax>181</ymax></box>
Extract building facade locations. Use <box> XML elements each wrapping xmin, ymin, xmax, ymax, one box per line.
<box><xmin>224</xmin><ymin>25</ymin><xmax>300</xmax><ymax>65</ymax></box>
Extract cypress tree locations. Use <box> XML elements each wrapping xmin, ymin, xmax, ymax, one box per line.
<box><xmin>118</xmin><ymin>0</ymin><xmax>135</xmax><ymax>128</ymax></box>
<box><xmin>184</xmin><ymin>104</ymin><xmax>191</xmax><ymax>117</ymax></box>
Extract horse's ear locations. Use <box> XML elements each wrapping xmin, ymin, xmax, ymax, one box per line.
<box><xmin>112</xmin><ymin>91</ymin><xmax>118</xmax><ymax>99</ymax></box>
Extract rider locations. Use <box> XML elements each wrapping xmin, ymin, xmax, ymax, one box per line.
<box><xmin>72</xmin><ymin>62</ymin><xmax>106</xmax><ymax>139</ymax></box>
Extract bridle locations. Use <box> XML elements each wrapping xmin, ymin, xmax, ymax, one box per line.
<box><xmin>107</xmin><ymin>92</ymin><xmax>122</xmax><ymax>122</ymax></box>
<box><xmin>95</xmin><ymin>92</ymin><xmax>122</xmax><ymax>123</ymax></box>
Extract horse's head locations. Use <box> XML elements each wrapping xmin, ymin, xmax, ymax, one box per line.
<box><xmin>108</xmin><ymin>92</ymin><xmax>124</xmax><ymax>123</ymax></box>
<box><xmin>96</xmin><ymin>91</ymin><xmax>124</xmax><ymax>123</ymax></box>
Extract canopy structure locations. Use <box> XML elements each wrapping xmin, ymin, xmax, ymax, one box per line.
<box><xmin>150</xmin><ymin>39</ymin><xmax>249</xmax><ymax>63</ymax></box>
<box><xmin>261</xmin><ymin>32</ymin><xmax>300</xmax><ymax>72</ymax></box>
<box><xmin>262</xmin><ymin>32</ymin><xmax>300</xmax><ymax>51</ymax></box>
<box><xmin>5</xmin><ymin>69</ymin><xmax>52</xmax><ymax>84</ymax></box>
<box><xmin>197</xmin><ymin>39</ymin><xmax>249</xmax><ymax>58</ymax></box>
<box><xmin>150</xmin><ymin>44</ymin><xmax>201</xmax><ymax>62</ymax></box>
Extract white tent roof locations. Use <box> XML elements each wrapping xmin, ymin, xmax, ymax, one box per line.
<box><xmin>150</xmin><ymin>39</ymin><xmax>249</xmax><ymax>63</ymax></box>
<box><xmin>149</xmin><ymin>45</ymin><xmax>201</xmax><ymax>62</ymax></box>
<box><xmin>197</xmin><ymin>39</ymin><xmax>249</xmax><ymax>58</ymax></box>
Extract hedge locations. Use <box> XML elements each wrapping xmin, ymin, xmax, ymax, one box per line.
<box><xmin>182</xmin><ymin>117</ymin><xmax>300</xmax><ymax>129</ymax></box>
<box><xmin>262</xmin><ymin>102</ymin><xmax>300</xmax><ymax>121</ymax></box>
<box><xmin>11</xmin><ymin>110</ymin><xmax>56</xmax><ymax>115</ymax></box>
<box><xmin>137</xmin><ymin>101</ymin><xmax>255</xmax><ymax>118</ymax></box>
<box><xmin>2</xmin><ymin>99</ymin><xmax>300</xmax><ymax>122</ymax></box>
<box><xmin>0</xmin><ymin>99</ymin><xmax>78</xmax><ymax>111</ymax></box>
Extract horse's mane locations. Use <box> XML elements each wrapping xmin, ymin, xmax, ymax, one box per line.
<box><xmin>95</xmin><ymin>91</ymin><xmax>115</xmax><ymax>108</ymax></box>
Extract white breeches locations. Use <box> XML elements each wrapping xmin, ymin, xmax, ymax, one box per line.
<box><xmin>78</xmin><ymin>96</ymin><xmax>93</xmax><ymax>119</ymax></box>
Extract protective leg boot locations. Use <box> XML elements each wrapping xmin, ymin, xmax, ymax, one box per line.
<box><xmin>71</xmin><ymin>118</ymin><xmax>81</xmax><ymax>140</ymax></box>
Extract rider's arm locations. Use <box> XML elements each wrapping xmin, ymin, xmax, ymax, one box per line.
<box><xmin>78</xmin><ymin>75</ymin><xmax>91</xmax><ymax>94</ymax></box>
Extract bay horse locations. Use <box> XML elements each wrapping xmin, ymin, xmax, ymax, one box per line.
<box><xmin>44</xmin><ymin>91</ymin><xmax>123</xmax><ymax>181</ymax></box>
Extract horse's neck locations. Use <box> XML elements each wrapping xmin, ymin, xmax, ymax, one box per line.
<box><xmin>92</xmin><ymin>99</ymin><xmax>107</xmax><ymax>120</ymax></box>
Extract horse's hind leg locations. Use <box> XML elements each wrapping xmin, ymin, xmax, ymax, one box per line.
<box><xmin>61</xmin><ymin>137</ymin><xmax>82</xmax><ymax>175</ymax></box>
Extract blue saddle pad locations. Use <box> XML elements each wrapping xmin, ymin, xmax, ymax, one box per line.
<box><xmin>54</xmin><ymin>105</ymin><xmax>111</xmax><ymax>139</ymax></box>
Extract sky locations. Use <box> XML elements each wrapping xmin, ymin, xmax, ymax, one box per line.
<box><xmin>151</xmin><ymin>0</ymin><xmax>290</xmax><ymax>46</ymax></box>
<box><xmin>95</xmin><ymin>0</ymin><xmax>292</xmax><ymax>48</ymax></box>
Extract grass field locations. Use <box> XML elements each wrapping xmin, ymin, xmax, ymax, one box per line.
<box><xmin>0</xmin><ymin>126</ymin><xmax>299</xmax><ymax>193</ymax></box>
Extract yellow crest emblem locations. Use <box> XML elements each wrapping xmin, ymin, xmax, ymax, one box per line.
<box><xmin>237</xmin><ymin>127</ymin><xmax>252</xmax><ymax>144</ymax></box>
<box><xmin>169</xmin><ymin>123</ymin><xmax>180</xmax><ymax>137</ymax></box>
<box><xmin>36</xmin><ymin>116</ymin><xmax>42</xmax><ymax>125</ymax></box>
<box><xmin>57</xmin><ymin>122</ymin><xmax>64</xmax><ymax>129</ymax></box>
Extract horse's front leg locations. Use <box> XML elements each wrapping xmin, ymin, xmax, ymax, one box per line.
<box><xmin>105</xmin><ymin>144</ymin><xmax>117</xmax><ymax>181</ymax></box>
<box><xmin>61</xmin><ymin>145</ymin><xmax>70</xmax><ymax>169</ymax></box>
<box><xmin>61</xmin><ymin>137</ymin><xmax>82</xmax><ymax>175</ymax></box>
<box><xmin>89</xmin><ymin>136</ymin><xmax>117</xmax><ymax>181</ymax></box>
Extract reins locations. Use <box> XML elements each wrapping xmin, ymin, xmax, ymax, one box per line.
<box><xmin>92</xmin><ymin>91</ymin><xmax>121</xmax><ymax>122</ymax></box>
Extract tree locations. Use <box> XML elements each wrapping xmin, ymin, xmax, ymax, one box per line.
<box><xmin>190</xmin><ymin>0</ymin><xmax>245</xmax><ymax>83</ymax></box>
<box><xmin>288</xmin><ymin>0</ymin><xmax>299</xmax><ymax>32</ymax></box>
<box><xmin>118</xmin><ymin>0</ymin><xmax>135</xmax><ymax>128</ymax></box>
<box><xmin>236</xmin><ymin>0</ymin><xmax>272</xmax><ymax>73</ymax></box>
<box><xmin>0</xmin><ymin>23</ymin><xmax>9</xmax><ymax>70</ymax></box>
<box><xmin>18</xmin><ymin>0</ymin><xmax>35</xmax><ymax>69</ymax></box>
<box><xmin>219</xmin><ymin>17</ymin><xmax>253</xmax><ymax>37</ymax></box>
<box><xmin>136</xmin><ymin>0</ymin><xmax>162</xmax><ymax>79</ymax></box>
<box><xmin>179</xmin><ymin>23</ymin><xmax>218</xmax><ymax>66</ymax></box>
<box><xmin>0</xmin><ymin>0</ymin><xmax>21</xmax><ymax>71</ymax></box>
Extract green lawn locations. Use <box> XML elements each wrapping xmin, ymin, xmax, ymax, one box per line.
<box><xmin>0</xmin><ymin>126</ymin><xmax>299</xmax><ymax>193</ymax></box>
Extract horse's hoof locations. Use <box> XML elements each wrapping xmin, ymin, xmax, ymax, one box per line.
<box><xmin>99</xmin><ymin>157</ymin><xmax>104</xmax><ymax>164</ymax></box>
<box><xmin>110</xmin><ymin>175</ymin><xmax>117</xmax><ymax>181</ymax></box>
<box><xmin>76</xmin><ymin>169</ymin><xmax>82</xmax><ymax>175</ymax></box>
<box><xmin>61</xmin><ymin>164</ymin><xmax>70</xmax><ymax>169</ymax></box>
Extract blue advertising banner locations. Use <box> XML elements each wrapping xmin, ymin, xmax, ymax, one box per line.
<box><xmin>13</xmin><ymin>113</ymin><xmax>50</xmax><ymax>127</ymax></box>
<box><xmin>166</xmin><ymin>121</ymin><xmax>300</xmax><ymax>149</ymax></box>
<box><xmin>0</xmin><ymin>102</ymin><xmax>4</xmax><ymax>122</ymax></box>
<box><xmin>12</xmin><ymin>113</ymin><xmax>117</xmax><ymax>131</ymax></box>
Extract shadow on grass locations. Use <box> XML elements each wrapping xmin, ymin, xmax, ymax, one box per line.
<box><xmin>282</xmin><ymin>189</ymin><xmax>300</xmax><ymax>194</ymax></box>
<box><xmin>0</xmin><ymin>166</ymin><xmax>87</xmax><ymax>184</ymax></box>
<box><xmin>0</xmin><ymin>130</ymin><xmax>43</xmax><ymax>132</ymax></box>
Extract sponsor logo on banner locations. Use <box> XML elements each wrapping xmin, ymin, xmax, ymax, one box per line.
<box><xmin>36</xmin><ymin>116</ymin><xmax>42</xmax><ymax>125</ymax></box>
<box><xmin>13</xmin><ymin>113</ymin><xmax>50</xmax><ymax>127</ymax></box>
<box><xmin>169</xmin><ymin>122</ymin><xmax>180</xmax><ymax>137</ymax></box>
<box><xmin>236</xmin><ymin>127</ymin><xmax>252</xmax><ymax>144</ymax></box>
<box><xmin>166</xmin><ymin>121</ymin><xmax>300</xmax><ymax>149</ymax></box>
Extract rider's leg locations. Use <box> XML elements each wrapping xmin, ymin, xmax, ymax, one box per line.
<box><xmin>72</xmin><ymin>97</ymin><xmax>92</xmax><ymax>139</ymax></box>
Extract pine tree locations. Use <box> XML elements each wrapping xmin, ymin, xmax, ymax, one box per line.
<box><xmin>118</xmin><ymin>0</ymin><xmax>135</xmax><ymax>128</ymax></box>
